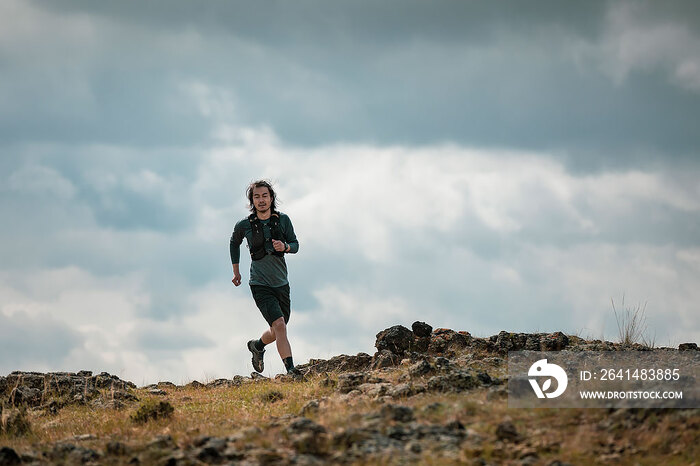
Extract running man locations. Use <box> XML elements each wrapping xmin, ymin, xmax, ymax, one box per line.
<box><xmin>230</xmin><ymin>180</ymin><xmax>302</xmax><ymax>377</ymax></box>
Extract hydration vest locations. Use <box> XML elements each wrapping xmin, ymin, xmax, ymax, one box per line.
<box><xmin>248</xmin><ymin>211</ymin><xmax>284</xmax><ymax>261</ymax></box>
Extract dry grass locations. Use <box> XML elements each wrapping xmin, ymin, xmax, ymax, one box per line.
<box><xmin>1</xmin><ymin>368</ymin><xmax>698</xmax><ymax>465</ymax></box>
<box><xmin>611</xmin><ymin>296</ymin><xmax>655</xmax><ymax>347</ymax></box>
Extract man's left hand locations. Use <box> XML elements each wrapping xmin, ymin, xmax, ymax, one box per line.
<box><xmin>272</xmin><ymin>239</ymin><xmax>287</xmax><ymax>252</ymax></box>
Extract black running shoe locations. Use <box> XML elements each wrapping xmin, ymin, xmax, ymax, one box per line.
<box><xmin>247</xmin><ymin>340</ymin><xmax>265</xmax><ymax>373</ymax></box>
<box><xmin>286</xmin><ymin>366</ymin><xmax>303</xmax><ymax>379</ymax></box>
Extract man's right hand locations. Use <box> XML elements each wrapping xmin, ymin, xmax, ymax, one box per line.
<box><xmin>232</xmin><ymin>272</ymin><xmax>242</xmax><ymax>286</ymax></box>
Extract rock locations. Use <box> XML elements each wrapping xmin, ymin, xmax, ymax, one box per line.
<box><xmin>540</xmin><ymin>332</ymin><xmax>569</xmax><ymax>351</ymax></box>
<box><xmin>679</xmin><ymin>343</ymin><xmax>698</xmax><ymax>351</ymax></box>
<box><xmin>405</xmin><ymin>440</ymin><xmax>422</xmax><ymax>454</ymax></box>
<box><xmin>408</xmin><ymin>360</ymin><xmax>433</xmax><ymax>377</ymax></box>
<box><xmin>428</xmin><ymin>329</ymin><xmax>471</xmax><ymax>354</ymax></box>
<box><xmin>427</xmin><ymin>371</ymin><xmax>479</xmax><ymax>392</ymax></box>
<box><xmin>9</xmin><ymin>386</ymin><xmax>42</xmax><ymax>407</ymax></box>
<box><xmin>157</xmin><ymin>381</ymin><xmax>178</xmax><ymax>390</ymax></box>
<box><xmin>300</xmin><ymin>400</ymin><xmax>320</xmax><ymax>416</ymax></box>
<box><xmin>386</xmin><ymin>383</ymin><xmax>414</xmax><ymax>398</ymax></box>
<box><xmin>285</xmin><ymin>418</ymin><xmax>328</xmax><ymax>455</ymax></box>
<box><xmin>147</xmin><ymin>388</ymin><xmax>168</xmax><ymax>396</ymax></box>
<box><xmin>494</xmin><ymin>331</ymin><xmax>569</xmax><ymax>353</ymax></box>
<box><xmin>245</xmin><ymin>448</ymin><xmax>284</xmax><ymax>464</ymax></box>
<box><xmin>434</xmin><ymin>356</ymin><xmax>452</xmax><ymax>371</ymax></box>
<box><xmin>186</xmin><ymin>380</ymin><xmax>205</xmax><ymax>389</ymax></box>
<box><xmin>476</xmin><ymin>371</ymin><xmax>494</xmax><ymax>385</ymax></box>
<box><xmin>358</xmin><ymin>383</ymin><xmax>393</xmax><ymax>398</ymax></box>
<box><xmin>331</xmin><ymin>428</ymin><xmax>374</xmax><ymax>449</ymax></box>
<box><xmin>105</xmin><ymin>441</ymin><xmax>128</xmax><ymax>456</ymax></box>
<box><xmin>0</xmin><ymin>447</ymin><xmax>21</xmax><ymax>466</ymax></box>
<box><xmin>380</xmin><ymin>404</ymin><xmax>415</xmax><ymax>423</ymax></box>
<box><xmin>495</xmin><ymin>331</ymin><xmax>525</xmax><ymax>352</ymax></box>
<box><xmin>371</xmin><ymin>350</ymin><xmax>400</xmax><ymax>369</ymax></box>
<box><xmin>412</xmin><ymin>336</ymin><xmax>431</xmax><ymax>353</ymax></box>
<box><xmin>337</xmin><ymin>372</ymin><xmax>369</xmax><ymax>393</ymax></box>
<box><xmin>207</xmin><ymin>378</ymin><xmax>243</xmax><ymax>388</ymax></box>
<box><xmin>195</xmin><ymin>437</ymin><xmax>228</xmax><ymax>463</ymax></box>
<box><xmin>92</xmin><ymin>372</ymin><xmax>136</xmax><ymax>390</ymax></box>
<box><xmin>48</xmin><ymin>443</ymin><xmax>101</xmax><ymax>464</ymax></box>
<box><xmin>300</xmin><ymin>353</ymin><xmax>373</xmax><ymax>375</ymax></box>
<box><xmin>495</xmin><ymin>420</ymin><xmax>520</xmax><ymax>442</ymax></box>
<box><xmin>110</xmin><ymin>389</ymin><xmax>139</xmax><ymax>402</ymax></box>
<box><xmin>2</xmin><ymin>371</ymin><xmax>135</xmax><ymax>410</ymax></box>
<box><xmin>375</xmin><ymin>325</ymin><xmax>414</xmax><ymax>355</ymax></box>
<box><xmin>411</xmin><ymin>321</ymin><xmax>433</xmax><ymax>338</ymax></box>
<box><xmin>147</xmin><ymin>434</ymin><xmax>177</xmax><ymax>450</ymax></box>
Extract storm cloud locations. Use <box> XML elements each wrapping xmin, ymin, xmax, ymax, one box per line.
<box><xmin>1</xmin><ymin>0</ymin><xmax>698</xmax><ymax>383</ymax></box>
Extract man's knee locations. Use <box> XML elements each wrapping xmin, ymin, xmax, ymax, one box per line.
<box><xmin>271</xmin><ymin>317</ymin><xmax>286</xmax><ymax>334</ymax></box>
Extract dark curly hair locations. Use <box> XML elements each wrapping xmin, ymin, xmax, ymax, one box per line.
<box><xmin>246</xmin><ymin>179</ymin><xmax>278</xmax><ymax>213</ymax></box>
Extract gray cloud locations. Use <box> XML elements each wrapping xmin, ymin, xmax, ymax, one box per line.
<box><xmin>1</xmin><ymin>1</ymin><xmax>699</xmax><ymax>382</ymax></box>
<box><xmin>1</xmin><ymin>0</ymin><xmax>698</xmax><ymax>168</ymax></box>
<box><xmin>0</xmin><ymin>311</ymin><xmax>83</xmax><ymax>369</ymax></box>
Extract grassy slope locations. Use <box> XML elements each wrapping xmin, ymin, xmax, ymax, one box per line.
<box><xmin>2</xmin><ymin>365</ymin><xmax>699</xmax><ymax>465</ymax></box>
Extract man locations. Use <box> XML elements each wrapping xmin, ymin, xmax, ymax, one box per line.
<box><xmin>230</xmin><ymin>180</ymin><xmax>302</xmax><ymax>377</ymax></box>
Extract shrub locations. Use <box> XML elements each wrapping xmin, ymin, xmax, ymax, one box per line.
<box><xmin>1</xmin><ymin>406</ymin><xmax>31</xmax><ymax>436</ymax></box>
<box><xmin>130</xmin><ymin>399</ymin><xmax>174</xmax><ymax>424</ymax></box>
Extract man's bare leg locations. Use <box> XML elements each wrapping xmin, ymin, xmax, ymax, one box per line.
<box><xmin>260</xmin><ymin>327</ymin><xmax>276</xmax><ymax>345</ymax></box>
<box><xmin>270</xmin><ymin>317</ymin><xmax>292</xmax><ymax>359</ymax></box>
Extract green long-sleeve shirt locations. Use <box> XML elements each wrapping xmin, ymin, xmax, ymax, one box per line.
<box><xmin>230</xmin><ymin>212</ymin><xmax>299</xmax><ymax>287</ymax></box>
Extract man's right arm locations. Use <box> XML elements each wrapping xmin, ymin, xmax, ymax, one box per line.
<box><xmin>230</xmin><ymin>221</ymin><xmax>245</xmax><ymax>286</ymax></box>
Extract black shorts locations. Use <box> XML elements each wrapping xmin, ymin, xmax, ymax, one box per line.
<box><xmin>250</xmin><ymin>283</ymin><xmax>291</xmax><ymax>326</ymax></box>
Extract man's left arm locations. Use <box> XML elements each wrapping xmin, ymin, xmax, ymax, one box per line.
<box><xmin>282</xmin><ymin>215</ymin><xmax>299</xmax><ymax>254</ymax></box>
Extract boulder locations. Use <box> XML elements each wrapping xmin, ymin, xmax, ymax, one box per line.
<box><xmin>376</xmin><ymin>325</ymin><xmax>414</xmax><ymax>355</ymax></box>
<box><xmin>411</xmin><ymin>321</ymin><xmax>433</xmax><ymax>338</ymax></box>
<box><xmin>301</xmin><ymin>353</ymin><xmax>373</xmax><ymax>375</ymax></box>
<box><xmin>679</xmin><ymin>343</ymin><xmax>698</xmax><ymax>351</ymax></box>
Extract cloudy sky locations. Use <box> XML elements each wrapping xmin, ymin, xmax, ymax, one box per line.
<box><xmin>1</xmin><ymin>0</ymin><xmax>699</xmax><ymax>384</ymax></box>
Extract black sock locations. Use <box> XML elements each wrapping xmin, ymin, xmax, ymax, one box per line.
<box><xmin>283</xmin><ymin>356</ymin><xmax>294</xmax><ymax>370</ymax></box>
<box><xmin>254</xmin><ymin>339</ymin><xmax>266</xmax><ymax>351</ymax></box>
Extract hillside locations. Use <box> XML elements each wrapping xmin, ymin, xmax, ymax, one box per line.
<box><xmin>1</xmin><ymin>322</ymin><xmax>698</xmax><ymax>465</ymax></box>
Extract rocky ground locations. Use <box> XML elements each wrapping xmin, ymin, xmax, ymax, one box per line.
<box><xmin>1</xmin><ymin>322</ymin><xmax>698</xmax><ymax>465</ymax></box>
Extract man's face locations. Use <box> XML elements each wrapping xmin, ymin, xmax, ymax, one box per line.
<box><xmin>252</xmin><ymin>186</ymin><xmax>271</xmax><ymax>213</ymax></box>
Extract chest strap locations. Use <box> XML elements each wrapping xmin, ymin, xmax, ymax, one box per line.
<box><xmin>248</xmin><ymin>212</ymin><xmax>284</xmax><ymax>261</ymax></box>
